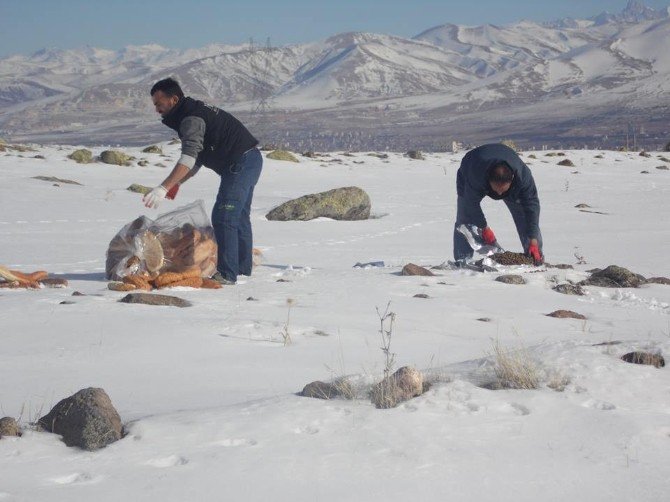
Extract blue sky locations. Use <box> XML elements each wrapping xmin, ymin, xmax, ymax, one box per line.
<box><xmin>1</xmin><ymin>0</ymin><xmax>669</xmax><ymax>58</ymax></box>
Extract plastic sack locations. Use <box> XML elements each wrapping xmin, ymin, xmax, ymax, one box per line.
<box><xmin>456</xmin><ymin>224</ymin><xmax>505</xmax><ymax>257</ymax></box>
<box><xmin>106</xmin><ymin>200</ymin><xmax>217</xmax><ymax>280</ymax></box>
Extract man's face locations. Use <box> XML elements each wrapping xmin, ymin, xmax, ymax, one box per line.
<box><xmin>489</xmin><ymin>181</ymin><xmax>512</xmax><ymax>196</ymax></box>
<box><xmin>152</xmin><ymin>90</ymin><xmax>179</xmax><ymax>117</ymax></box>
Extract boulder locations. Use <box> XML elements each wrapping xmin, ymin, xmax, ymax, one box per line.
<box><xmin>656</xmin><ymin>165</ymin><xmax>669</xmax><ymax>170</ymax></box>
<box><xmin>647</xmin><ymin>277</ymin><xmax>670</xmax><ymax>285</ymax></box>
<box><xmin>370</xmin><ymin>366</ymin><xmax>424</xmax><ymax>409</ymax></box>
<box><xmin>266</xmin><ymin>186</ymin><xmax>371</xmax><ymax>221</ymax></box>
<box><xmin>580</xmin><ymin>265</ymin><xmax>645</xmax><ymax>288</ymax></box>
<box><xmin>127</xmin><ymin>183</ymin><xmax>152</xmax><ymax>195</ymax></box>
<box><xmin>0</xmin><ymin>417</ymin><xmax>20</xmax><ymax>438</ymax></box>
<box><xmin>301</xmin><ymin>380</ymin><xmax>353</xmax><ymax>399</ymax></box>
<box><xmin>552</xmin><ymin>283</ymin><xmax>585</xmax><ymax>296</ymax></box>
<box><xmin>406</xmin><ymin>150</ymin><xmax>424</xmax><ymax>160</ymax></box>
<box><xmin>38</xmin><ymin>388</ymin><xmax>122</xmax><ymax>450</ymax></box>
<box><xmin>266</xmin><ymin>150</ymin><xmax>299</xmax><ymax>162</ymax></box>
<box><xmin>495</xmin><ymin>274</ymin><xmax>526</xmax><ymax>285</ymax></box>
<box><xmin>558</xmin><ymin>159</ymin><xmax>575</xmax><ymax>167</ymax></box>
<box><xmin>620</xmin><ymin>351</ymin><xmax>665</xmax><ymax>368</ymax></box>
<box><xmin>68</xmin><ymin>149</ymin><xmax>93</xmax><ymax>164</ymax></box>
<box><xmin>547</xmin><ymin>310</ymin><xmax>586</xmax><ymax>320</ymax></box>
<box><xmin>401</xmin><ymin>263</ymin><xmax>434</xmax><ymax>276</ymax></box>
<box><xmin>142</xmin><ymin>145</ymin><xmax>163</xmax><ymax>154</ymax></box>
<box><xmin>119</xmin><ymin>293</ymin><xmax>192</xmax><ymax>308</ymax></box>
<box><xmin>100</xmin><ymin>150</ymin><xmax>131</xmax><ymax>166</ymax></box>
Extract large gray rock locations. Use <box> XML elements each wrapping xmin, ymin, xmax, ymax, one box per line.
<box><xmin>38</xmin><ymin>388</ymin><xmax>123</xmax><ymax>450</ymax></box>
<box><xmin>495</xmin><ymin>274</ymin><xmax>526</xmax><ymax>285</ymax></box>
<box><xmin>266</xmin><ymin>186</ymin><xmax>371</xmax><ymax>221</ymax></box>
<box><xmin>100</xmin><ymin>150</ymin><xmax>132</xmax><ymax>166</ymax></box>
<box><xmin>580</xmin><ymin>265</ymin><xmax>646</xmax><ymax>288</ymax></box>
<box><xmin>370</xmin><ymin>366</ymin><xmax>424</xmax><ymax>409</ymax></box>
<box><xmin>553</xmin><ymin>283</ymin><xmax>585</xmax><ymax>296</ymax></box>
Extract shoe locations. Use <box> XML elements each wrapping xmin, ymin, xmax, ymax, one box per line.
<box><xmin>210</xmin><ymin>272</ymin><xmax>236</xmax><ymax>285</ymax></box>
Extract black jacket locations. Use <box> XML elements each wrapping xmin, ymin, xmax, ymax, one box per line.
<box><xmin>162</xmin><ymin>97</ymin><xmax>258</xmax><ymax>175</ymax></box>
<box><xmin>456</xmin><ymin>144</ymin><xmax>541</xmax><ymax>239</ymax></box>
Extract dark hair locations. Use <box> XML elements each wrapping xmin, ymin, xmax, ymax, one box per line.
<box><xmin>488</xmin><ymin>162</ymin><xmax>514</xmax><ymax>184</ymax></box>
<box><xmin>150</xmin><ymin>78</ymin><xmax>184</xmax><ymax>98</ymax></box>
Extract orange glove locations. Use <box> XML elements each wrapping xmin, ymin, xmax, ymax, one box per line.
<box><xmin>482</xmin><ymin>227</ymin><xmax>496</xmax><ymax>245</ymax></box>
<box><xmin>165</xmin><ymin>184</ymin><xmax>179</xmax><ymax>200</ymax></box>
<box><xmin>528</xmin><ymin>243</ymin><xmax>543</xmax><ymax>265</ymax></box>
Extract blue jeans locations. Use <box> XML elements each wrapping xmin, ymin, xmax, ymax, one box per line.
<box><xmin>212</xmin><ymin>148</ymin><xmax>263</xmax><ymax>281</ymax></box>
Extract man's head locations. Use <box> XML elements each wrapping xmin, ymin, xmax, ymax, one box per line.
<box><xmin>150</xmin><ymin>78</ymin><xmax>184</xmax><ymax>117</ymax></box>
<box><xmin>488</xmin><ymin>162</ymin><xmax>514</xmax><ymax>196</ymax></box>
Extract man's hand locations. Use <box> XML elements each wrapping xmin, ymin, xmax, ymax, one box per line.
<box><xmin>527</xmin><ymin>240</ymin><xmax>543</xmax><ymax>265</ymax></box>
<box><xmin>165</xmin><ymin>184</ymin><xmax>179</xmax><ymax>200</ymax></box>
<box><xmin>482</xmin><ymin>227</ymin><xmax>497</xmax><ymax>245</ymax></box>
<box><xmin>143</xmin><ymin>185</ymin><xmax>168</xmax><ymax>209</ymax></box>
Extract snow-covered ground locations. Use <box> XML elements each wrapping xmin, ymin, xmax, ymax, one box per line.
<box><xmin>0</xmin><ymin>144</ymin><xmax>669</xmax><ymax>501</ymax></box>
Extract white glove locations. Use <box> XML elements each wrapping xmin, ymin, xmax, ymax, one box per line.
<box><xmin>143</xmin><ymin>185</ymin><xmax>167</xmax><ymax>209</ymax></box>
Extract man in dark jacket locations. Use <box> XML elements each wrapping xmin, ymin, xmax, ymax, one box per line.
<box><xmin>144</xmin><ymin>78</ymin><xmax>262</xmax><ymax>285</ymax></box>
<box><xmin>453</xmin><ymin>143</ymin><xmax>543</xmax><ymax>264</ymax></box>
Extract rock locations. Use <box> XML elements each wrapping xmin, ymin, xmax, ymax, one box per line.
<box><xmin>119</xmin><ymin>293</ymin><xmax>192</xmax><ymax>307</ymax></box>
<box><xmin>413</xmin><ymin>293</ymin><xmax>430</xmax><ymax>298</ymax></box>
<box><xmin>406</xmin><ymin>150</ymin><xmax>424</xmax><ymax>160</ymax></box>
<box><xmin>302</xmin><ymin>151</ymin><xmax>317</xmax><ymax>158</ymax></box>
<box><xmin>72</xmin><ymin>291</ymin><xmax>86</xmax><ymax>296</ymax></box>
<box><xmin>641</xmin><ymin>170</ymin><xmax>650</xmax><ymax>174</ymax></box>
<box><xmin>477</xmin><ymin>317</ymin><xmax>492</xmax><ymax>322</ymax></box>
<box><xmin>620</xmin><ymin>351</ymin><xmax>665</xmax><ymax>368</ymax></box>
<box><xmin>370</xmin><ymin>366</ymin><xmax>424</xmax><ymax>409</ymax></box>
<box><xmin>574</xmin><ymin>203</ymin><xmax>591</xmax><ymax>208</ymax></box>
<box><xmin>266</xmin><ymin>150</ymin><xmax>299</xmax><ymax>162</ymax></box>
<box><xmin>580</xmin><ymin>265</ymin><xmax>646</xmax><ymax>288</ymax></box>
<box><xmin>656</xmin><ymin>165</ymin><xmax>669</xmax><ymax>170</ymax></box>
<box><xmin>647</xmin><ymin>277</ymin><xmax>670</xmax><ymax>285</ymax></box>
<box><xmin>558</xmin><ymin>159</ymin><xmax>575</xmax><ymax>167</ymax></box>
<box><xmin>401</xmin><ymin>263</ymin><xmax>434</xmax><ymax>276</ymax></box>
<box><xmin>0</xmin><ymin>417</ymin><xmax>20</xmax><ymax>438</ymax></box>
<box><xmin>142</xmin><ymin>145</ymin><xmax>163</xmax><ymax>154</ymax></box>
<box><xmin>367</xmin><ymin>152</ymin><xmax>389</xmax><ymax>159</ymax></box>
<box><xmin>32</xmin><ymin>176</ymin><xmax>82</xmax><ymax>185</ymax></box>
<box><xmin>33</xmin><ymin>154</ymin><xmax>46</xmax><ymax>159</ymax></box>
<box><xmin>301</xmin><ymin>380</ymin><xmax>353</xmax><ymax>399</ymax></box>
<box><xmin>137</xmin><ymin>160</ymin><xmax>149</xmax><ymax>167</ymax></box>
<box><xmin>266</xmin><ymin>186</ymin><xmax>371</xmax><ymax>221</ymax></box>
<box><xmin>547</xmin><ymin>310</ymin><xmax>586</xmax><ymax>320</ymax></box>
<box><xmin>495</xmin><ymin>274</ymin><xmax>526</xmax><ymax>285</ymax></box>
<box><xmin>490</xmin><ymin>252</ymin><xmax>534</xmax><ymax>266</ymax></box>
<box><xmin>546</xmin><ymin>263</ymin><xmax>574</xmax><ymax>270</ymax></box>
<box><xmin>38</xmin><ymin>388</ymin><xmax>123</xmax><ymax>450</ymax></box>
<box><xmin>40</xmin><ymin>278</ymin><xmax>68</xmax><ymax>288</ymax></box>
<box><xmin>127</xmin><ymin>183</ymin><xmax>152</xmax><ymax>195</ymax></box>
<box><xmin>68</xmin><ymin>149</ymin><xmax>93</xmax><ymax>164</ymax></box>
<box><xmin>639</xmin><ymin>151</ymin><xmax>651</xmax><ymax>157</ymax></box>
<box><xmin>595</xmin><ymin>154</ymin><xmax>604</xmax><ymax>159</ymax></box>
<box><xmin>100</xmin><ymin>150</ymin><xmax>131</xmax><ymax>166</ymax></box>
<box><xmin>553</xmin><ymin>283</ymin><xmax>586</xmax><ymax>296</ymax></box>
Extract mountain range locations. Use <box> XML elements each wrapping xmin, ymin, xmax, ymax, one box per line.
<box><xmin>1</xmin><ymin>0</ymin><xmax>669</xmax><ymax>150</ymax></box>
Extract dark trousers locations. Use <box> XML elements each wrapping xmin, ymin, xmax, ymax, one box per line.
<box><xmin>453</xmin><ymin>196</ymin><xmax>543</xmax><ymax>260</ymax></box>
<box><xmin>212</xmin><ymin>148</ymin><xmax>263</xmax><ymax>281</ymax></box>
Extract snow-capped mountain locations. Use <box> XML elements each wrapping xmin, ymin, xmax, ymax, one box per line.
<box><xmin>1</xmin><ymin>1</ymin><xmax>669</xmax><ymax>150</ymax></box>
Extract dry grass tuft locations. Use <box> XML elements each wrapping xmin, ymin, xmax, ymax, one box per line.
<box><xmin>490</xmin><ymin>339</ymin><xmax>540</xmax><ymax>390</ymax></box>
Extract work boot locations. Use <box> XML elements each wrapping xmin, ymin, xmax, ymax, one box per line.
<box><xmin>211</xmin><ymin>272</ymin><xmax>236</xmax><ymax>285</ymax></box>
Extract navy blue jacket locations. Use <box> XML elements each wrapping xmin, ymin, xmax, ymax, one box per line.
<box><xmin>456</xmin><ymin>144</ymin><xmax>541</xmax><ymax>239</ymax></box>
<box><xmin>162</xmin><ymin>97</ymin><xmax>258</xmax><ymax>176</ymax></box>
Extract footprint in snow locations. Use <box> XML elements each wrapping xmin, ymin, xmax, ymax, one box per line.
<box><xmin>50</xmin><ymin>472</ymin><xmax>102</xmax><ymax>485</ymax></box>
<box><xmin>582</xmin><ymin>398</ymin><xmax>616</xmax><ymax>411</ymax></box>
<box><xmin>293</xmin><ymin>425</ymin><xmax>319</xmax><ymax>435</ymax></box>
<box><xmin>144</xmin><ymin>455</ymin><xmax>189</xmax><ymax>468</ymax></box>
<box><xmin>214</xmin><ymin>438</ymin><xmax>258</xmax><ymax>447</ymax></box>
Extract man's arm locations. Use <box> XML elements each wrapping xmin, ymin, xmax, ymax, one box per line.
<box><xmin>519</xmin><ymin>176</ymin><xmax>541</xmax><ymax>240</ymax></box>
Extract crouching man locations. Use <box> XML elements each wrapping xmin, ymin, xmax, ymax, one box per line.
<box><xmin>143</xmin><ymin>78</ymin><xmax>262</xmax><ymax>285</ymax></box>
<box><xmin>453</xmin><ymin>143</ymin><xmax>543</xmax><ymax>264</ymax></box>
